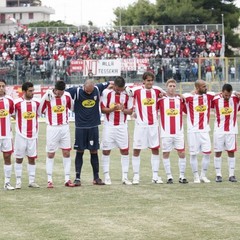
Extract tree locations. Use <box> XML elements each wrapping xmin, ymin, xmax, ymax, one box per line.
<box><xmin>114</xmin><ymin>0</ymin><xmax>240</xmax><ymax>56</ymax></box>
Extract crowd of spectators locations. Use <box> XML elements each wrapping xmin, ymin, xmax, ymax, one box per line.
<box><xmin>0</xmin><ymin>27</ymin><xmax>224</xmax><ymax>83</ymax></box>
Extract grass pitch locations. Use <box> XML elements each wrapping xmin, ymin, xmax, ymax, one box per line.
<box><xmin>0</xmin><ymin>119</ymin><xmax>240</xmax><ymax>240</ymax></box>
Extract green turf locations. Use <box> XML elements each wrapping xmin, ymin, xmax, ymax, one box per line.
<box><xmin>0</xmin><ymin>119</ymin><xmax>240</xmax><ymax>240</ymax></box>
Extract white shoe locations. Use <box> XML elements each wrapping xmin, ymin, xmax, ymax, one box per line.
<box><xmin>200</xmin><ymin>176</ymin><xmax>211</xmax><ymax>183</ymax></box>
<box><xmin>104</xmin><ymin>178</ymin><xmax>112</xmax><ymax>185</ymax></box>
<box><xmin>122</xmin><ymin>178</ymin><xmax>132</xmax><ymax>185</ymax></box>
<box><xmin>132</xmin><ymin>176</ymin><xmax>139</xmax><ymax>185</ymax></box>
<box><xmin>28</xmin><ymin>182</ymin><xmax>40</xmax><ymax>188</ymax></box>
<box><xmin>152</xmin><ymin>177</ymin><xmax>163</xmax><ymax>184</ymax></box>
<box><xmin>4</xmin><ymin>182</ymin><xmax>15</xmax><ymax>190</ymax></box>
<box><xmin>194</xmin><ymin>177</ymin><xmax>201</xmax><ymax>183</ymax></box>
<box><xmin>15</xmin><ymin>182</ymin><xmax>22</xmax><ymax>189</ymax></box>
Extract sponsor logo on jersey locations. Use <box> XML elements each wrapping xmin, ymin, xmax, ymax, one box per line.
<box><xmin>22</xmin><ymin>111</ymin><xmax>35</xmax><ymax>119</ymax></box>
<box><xmin>220</xmin><ymin>107</ymin><xmax>233</xmax><ymax>115</ymax></box>
<box><xmin>82</xmin><ymin>99</ymin><xmax>95</xmax><ymax>108</ymax></box>
<box><xmin>110</xmin><ymin>103</ymin><xmax>121</xmax><ymax>111</ymax></box>
<box><xmin>195</xmin><ymin>105</ymin><xmax>207</xmax><ymax>112</ymax></box>
<box><xmin>52</xmin><ymin>105</ymin><xmax>65</xmax><ymax>113</ymax></box>
<box><xmin>0</xmin><ymin>109</ymin><xmax>9</xmax><ymax>118</ymax></box>
<box><xmin>142</xmin><ymin>98</ymin><xmax>155</xmax><ymax>106</ymax></box>
<box><xmin>166</xmin><ymin>108</ymin><xmax>179</xmax><ymax>116</ymax></box>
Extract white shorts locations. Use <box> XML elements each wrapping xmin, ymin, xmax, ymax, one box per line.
<box><xmin>46</xmin><ymin>125</ymin><xmax>71</xmax><ymax>153</ymax></box>
<box><xmin>133</xmin><ymin>125</ymin><xmax>160</xmax><ymax>150</ymax></box>
<box><xmin>101</xmin><ymin>125</ymin><xmax>129</xmax><ymax>150</ymax></box>
<box><xmin>14</xmin><ymin>133</ymin><xmax>37</xmax><ymax>158</ymax></box>
<box><xmin>0</xmin><ymin>138</ymin><xmax>13</xmax><ymax>153</ymax></box>
<box><xmin>161</xmin><ymin>134</ymin><xmax>185</xmax><ymax>152</ymax></box>
<box><xmin>214</xmin><ymin>133</ymin><xmax>237</xmax><ymax>152</ymax></box>
<box><xmin>187</xmin><ymin>132</ymin><xmax>211</xmax><ymax>155</ymax></box>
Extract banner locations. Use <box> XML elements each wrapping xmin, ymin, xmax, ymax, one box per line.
<box><xmin>83</xmin><ymin>59</ymin><xmax>121</xmax><ymax>77</ymax></box>
<box><xmin>136</xmin><ymin>58</ymin><xmax>149</xmax><ymax>74</ymax></box>
<box><xmin>70</xmin><ymin>60</ymin><xmax>84</xmax><ymax>72</ymax></box>
<box><xmin>121</xmin><ymin>58</ymin><xmax>137</xmax><ymax>71</ymax></box>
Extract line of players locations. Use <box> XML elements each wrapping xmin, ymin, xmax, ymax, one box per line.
<box><xmin>0</xmin><ymin>72</ymin><xmax>239</xmax><ymax>190</ymax></box>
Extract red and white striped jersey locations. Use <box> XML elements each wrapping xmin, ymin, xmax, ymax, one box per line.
<box><xmin>0</xmin><ymin>95</ymin><xmax>14</xmax><ymax>139</ymax></box>
<box><xmin>132</xmin><ymin>85</ymin><xmax>164</xmax><ymax>126</ymax></box>
<box><xmin>212</xmin><ymin>94</ymin><xmax>240</xmax><ymax>134</ymax></box>
<box><xmin>183</xmin><ymin>92</ymin><xmax>214</xmax><ymax>133</ymax></box>
<box><xmin>40</xmin><ymin>91</ymin><xmax>73</xmax><ymax>126</ymax></box>
<box><xmin>14</xmin><ymin>97</ymin><xmax>40</xmax><ymax>139</ymax></box>
<box><xmin>158</xmin><ymin>96</ymin><xmax>186</xmax><ymax>137</ymax></box>
<box><xmin>101</xmin><ymin>89</ymin><xmax>133</xmax><ymax>126</ymax></box>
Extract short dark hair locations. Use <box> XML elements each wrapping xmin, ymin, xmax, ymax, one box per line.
<box><xmin>142</xmin><ymin>71</ymin><xmax>154</xmax><ymax>81</ymax></box>
<box><xmin>0</xmin><ymin>79</ymin><xmax>6</xmax><ymax>85</ymax></box>
<box><xmin>55</xmin><ymin>80</ymin><xmax>66</xmax><ymax>91</ymax></box>
<box><xmin>22</xmin><ymin>82</ymin><xmax>33</xmax><ymax>92</ymax></box>
<box><xmin>222</xmin><ymin>83</ymin><xmax>233</xmax><ymax>92</ymax></box>
<box><xmin>114</xmin><ymin>77</ymin><xmax>125</xmax><ymax>88</ymax></box>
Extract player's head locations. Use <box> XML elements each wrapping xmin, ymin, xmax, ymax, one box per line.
<box><xmin>142</xmin><ymin>71</ymin><xmax>154</xmax><ymax>89</ymax></box>
<box><xmin>54</xmin><ymin>80</ymin><xmax>66</xmax><ymax>98</ymax></box>
<box><xmin>0</xmin><ymin>79</ymin><xmax>6</xmax><ymax>97</ymax></box>
<box><xmin>84</xmin><ymin>79</ymin><xmax>95</xmax><ymax>95</ymax></box>
<box><xmin>114</xmin><ymin>77</ymin><xmax>125</xmax><ymax>94</ymax></box>
<box><xmin>195</xmin><ymin>79</ymin><xmax>207</xmax><ymax>95</ymax></box>
<box><xmin>166</xmin><ymin>78</ymin><xmax>177</xmax><ymax>96</ymax></box>
<box><xmin>222</xmin><ymin>83</ymin><xmax>233</xmax><ymax>101</ymax></box>
<box><xmin>22</xmin><ymin>82</ymin><xmax>34</xmax><ymax>100</ymax></box>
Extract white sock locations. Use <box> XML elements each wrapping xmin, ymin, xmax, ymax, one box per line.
<box><xmin>121</xmin><ymin>155</ymin><xmax>130</xmax><ymax>180</ymax></box>
<box><xmin>214</xmin><ymin>157</ymin><xmax>222</xmax><ymax>176</ymax></box>
<box><xmin>228</xmin><ymin>157</ymin><xmax>235</xmax><ymax>177</ymax></box>
<box><xmin>63</xmin><ymin>157</ymin><xmax>71</xmax><ymax>182</ymax></box>
<box><xmin>178</xmin><ymin>158</ymin><xmax>186</xmax><ymax>179</ymax></box>
<box><xmin>4</xmin><ymin>164</ymin><xmax>12</xmax><ymax>184</ymax></box>
<box><xmin>15</xmin><ymin>163</ymin><xmax>22</xmax><ymax>184</ymax></box>
<box><xmin>190</xmin><ymin>155</ymin><xmax>198</xmax><ymax>177</ymax></box>
<box><xmin>102</xmin><ymin>154</ymin><xmax>110</xmax><ymax>179</ymax></box>
<box><xmin>132</xmin><ymin>156</ymin><xmax>140</xmax><ymax>179</ymax></box>
<box><xmin>163</xmin><ymin>158</ymin><xmax>172</xmax><ymax>179</ymax></box>
<box><xmin>201</xmin><ymin>154</ymin><xmax>210</xmax><ymax>177</ymax></box>
<box><xmin>28</xmin><ymin>164</ymin><xmax>36</xmax><ymax>184</ymax></box>
<box><xmin>46</xmin><ymin>158</ymin><xmax>54</xmax><ymax>182</ymax></box>
<box><xmin>151</xmin><ymin>154</ymin><xmax>160</xmax><ymax>179</ymax></box>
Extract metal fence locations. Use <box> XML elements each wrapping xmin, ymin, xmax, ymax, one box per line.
<box><xmin>1</xmin><ymin>57</ymin><xmax>240</xmax><ymax>89</ymax></box>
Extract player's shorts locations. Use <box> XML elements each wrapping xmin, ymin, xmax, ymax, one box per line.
<box><xmin>0</xmin><ymin>138</ymin><xmax>13</xmax><ymax>153</ymax></box>
<box><xmin>187</xmin><ymin>132</ymin><xmax>211</xmax><ymax>155</ymax></box>
<box><xmin>133</xmin><ymin>124</ymin><xmax>160</xmax><ymax>150</ymax></box>
<box><xmin>46</xmin><ymin>125</ymin><xmax>71</xmax><ymax>153</ymax></box>
<box><xmin>214</xmin><ymin>132</ymin><xmax>237</xmax><ymax>152</ymax></box>
<box><xmin>14</xmin><ymin>133</ymin><xmax>37</xmax><ymax>158</ymax></box>
<box><xmin>74</xmin><ymin>127</ymin><xmax>99</xmax><ymax>151</ymax></box>
<box><xmin>161</xmin><ymin>134</ymin><xmax>185</xmax><ymax>152</ymax></box>
<box><xmin>101</xmin><ymin>124</ymin><xmax>129</xmax><ymax>150</ymax></box>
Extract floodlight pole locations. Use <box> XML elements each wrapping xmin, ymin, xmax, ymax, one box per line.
<box><xmin>221</xmin><ymin>13</ymin><xmax>225</xmax><ymax>57</ymax></box>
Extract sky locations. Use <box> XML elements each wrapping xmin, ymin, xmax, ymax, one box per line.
<box><xmin>41</xmin><ymin>0</ymin><xmax>240</xmax><ymax>27</ymax></box>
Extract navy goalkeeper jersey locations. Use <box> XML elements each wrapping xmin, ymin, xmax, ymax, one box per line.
<box><xmin>66</xmin><ymin>82</ymin><xmax>109</xmax><ymax>128</ymax></box>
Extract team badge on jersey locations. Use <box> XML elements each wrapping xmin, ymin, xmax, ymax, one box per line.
<box><xmin>52</xmin><ymin>105</ymin><xmax>65</xmax><ymax>113</ymax></box>
<box><xmin>23</xmin><ymin>111</ymin><xmax>36</xmax><ymax>119</ymax></box>
<box><xmin>0</xmin><ymin>109</ymin><xmax>9</xmax><ymax>118</ymax></box>
<box><xmin>142</xmin><ymin>98</ymin><xmax>154</xmax><ymax>106</ymax></box>
<box><xmin>82</xmin><ymin>99</ymin><xmax>95</xmax><ymax>108</ymax></box>
<box><xmin>166</xmin><ymin>108</ymin><xmax>179</xmax><ymax>116</ymax></box>
<box><xmin>195</xmin><ymin>105</ymin><xmax>207</xmax><ymax>112</ymax></box>
<box><xmin>220</xmin><ymin>107</ymin><xmax>233</xmax><ymax>115</ymax></box>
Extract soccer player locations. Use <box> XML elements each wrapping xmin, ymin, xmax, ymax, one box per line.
<box><xmin>183</xmin><ymin>79</ymin><xmax>214</xmax><ymax>183</ymax></box>
<box><xmin>14</xmin><ymin>82</ymin><xmax>40</xmax><ymax>189</ymax></box>
<box><xmin>125</xmin><ymin>71</ymin><xmax>165</xmax><ymax>184</ymax></box>
<box><xmin>211</xmin><ymin>83</ymin><xmax>240</xmax><ymax>182</ymax></box>
<box><xmin>40</xmin><ymin>80</ymin><xmax>75</xmax><ymax>188</ymax></box>
<box><xmin>101</xmin><ymin>77</ymin><xmax>133</xmax><ymax>185</ymax></box>
<box><xmin>0</xmin><ymin>79</ymin><xmax>15</xmax><ymax>190</ymax></box>
<box><xmin>66</xmin><ymin>79</ymin><xmax>110</xmax><ymax>186</ymax></box>
<box><xmin>158</xmin><ymin>79</ymin><xmax>188</xmax><ymax>184</ymax></box>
